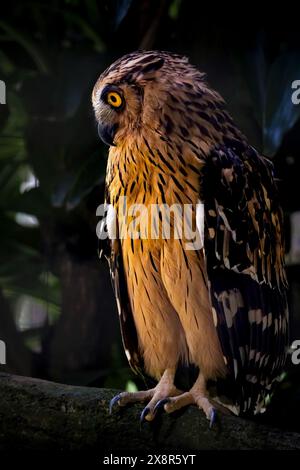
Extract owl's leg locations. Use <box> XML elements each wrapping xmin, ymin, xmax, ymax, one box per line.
<box><xmin>109</xmin><ymin>368</ymin><xmax>181</xmax><ymax>421</ymax></box>
<box><xmin>157</xmin><ymin>372</ymin><xmax>217</xmax><ymax>426</ymax></box>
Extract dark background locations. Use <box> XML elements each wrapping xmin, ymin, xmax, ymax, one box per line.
<box><xmin>1</xmin><ymin>0</ymin><xmax>300</xmax><ymax>431</ymax></box>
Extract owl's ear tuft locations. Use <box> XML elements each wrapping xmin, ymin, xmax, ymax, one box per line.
<box><xmin>141</xmin><ymin>57</ymin><xmax>165</xmax><ymax>75</ymax></box>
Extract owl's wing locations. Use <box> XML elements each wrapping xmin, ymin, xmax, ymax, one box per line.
<box><xmin>98</xmin><ymin>187</ymin><xmax>143</xmax><ymax>376</ymax></box>
<box><xmin>202</xmin><ymin>139</ymin><xmax>289</xmax><ymax>414</ymax></box>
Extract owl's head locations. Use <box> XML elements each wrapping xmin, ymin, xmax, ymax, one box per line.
<box><xmin>92</xmin><ymin>51</ymin><xmax>207</xmax><ymax>147</ymax></box>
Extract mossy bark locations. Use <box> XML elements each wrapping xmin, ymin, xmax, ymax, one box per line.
<box><xmin>0</xmin><ymin>373</ymin><xmax>299</xmax><ymax>451</ymax></box>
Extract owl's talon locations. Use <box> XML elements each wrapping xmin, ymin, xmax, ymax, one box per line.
<box><xmin>109</xmin><ymin>393</ymin><xmax>122</xmax><ymax>414</ymax></box>
<box><xmin>140</xmin><ymin>406</ymin><xmax>150</xmax><ymax>424</ymax></box>
<box><xmin>209</xmin><ymin>408</ymin><xmax>217</xmax><ymax>428</ymax></box>
<box><xmin>154</xmin><ymin>398</ymin><xmax>170</xmax><ymax>413</ymax></box>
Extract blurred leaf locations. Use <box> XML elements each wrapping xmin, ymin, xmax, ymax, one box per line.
<box><xmin>84</xmin><ymin>0</ymin><xmax>100</xmax><ymax>23</ymax></box>
<box><xmin>169</xmin><ymin>0</ymin><xmax>183</xmax><ymax>20</ymax></box>
<box><xmin>0</xmin><ymin>20</ymin><xmax>49</xmax><ymax>74</ymax></box>
<box><xmin>4</xmin><ymin>280</ymin><xmax>60</xmax><ymax>311</ymax></box>
<box><xmin>0</xmin><ymin>211</ymin><xmax>60</xmax><ymax>313</ymax></box>
<box><xmin>264</xmin><ymin>51</ymin><xmax>300</xmax><ymax>156</ymax></box>
<box><xmin>52</xmin><ymin>149</ymin><xmax>106</xmax><ymax>209</ymax></box>
<box><xmin>125</xmin><ymin>380</ymin><xmax>138</xmax><ymax>392</ymax></box>
<box><xmin>21</xmin><ymin>52</ymin><xmax>97</xmax><ymax>120</ymax></box>
<box><xmin>61</xmin><ymin>9</ymin><xmax>106</xmax><ymax>52</ymax></box>
<box><xmin>29</xmin><ymin>3</ymin><xmax>106</xmax><ymax>52</ymax></box>
<box><xmin>0</xmin><ymin>213</ymin><xmax>40</xmax><ymax>257</ymax></box>
<box><xmin>114</xmin><ymin>0</ymin><xmax>132</xmax><ymax>28</ymax></box>
<box><xmin>66</xmin><ymin>149</ymin><xmax>106</xmax><ymax>209</ymax></box>
<box><xmin>0</xmin><ymin>136</ymin><xmax>25</xmax><ymax>163</ymax></box>
<box><xmin>6</xmin><ymin>187</ymin><xmax>50</xmax><ymax>218</ymax></box>
<box><xmin>51</xmin><ymin>174</ymin><xmax>76</xmax><ymax>208</ymax></box>
<box><xmin>2</xmin><ymin>91</ymin><xmax>27</xmax><ymax>136</ymax></box>
<box><xmin>237</xmin><ymin>42</ymin><xmax>300</xmax><ymax>157</ymax></box>
<box><xmin>0</xmin><ymin>50</ymin><xmax>15</xmax><ymax>76</ymax></box>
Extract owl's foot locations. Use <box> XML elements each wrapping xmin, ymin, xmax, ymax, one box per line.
<box><xmin>109</xmin><ymin>368</ymin><xmax>181</xmax><ymax>422</ymax></box>
<box><xmin>155</xmin><ymin>373</ymin><xmax>217</xmax><ymax>426</ymax></box>
<box><xmin>159</xmin><ymin>390</ymin><xmax>216</xmax><ymax>426</ymax></box>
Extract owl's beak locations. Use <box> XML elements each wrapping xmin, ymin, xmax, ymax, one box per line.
<box><xmin>97</xmin><ymin>122</ymin><xmax>117</xmax><ymax>147</ymax></box>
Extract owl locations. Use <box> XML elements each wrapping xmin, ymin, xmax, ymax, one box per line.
<box><xmin>92</xmin><ymin>51</ymin><xmax>289</xmax><ymax>424</ymax></box>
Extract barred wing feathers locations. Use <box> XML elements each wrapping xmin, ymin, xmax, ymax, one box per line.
<box><xmin>203</xmin><ymin>141</ymin><xmax>289</xmax><ymax>415</ymax></box>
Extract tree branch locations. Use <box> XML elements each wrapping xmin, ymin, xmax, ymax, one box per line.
<box><xmin>0</xmin><ymin>373</ymin><xmax>299</xmax><ymax>451</ymax></box>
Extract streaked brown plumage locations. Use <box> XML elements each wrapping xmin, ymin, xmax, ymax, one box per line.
<box><xmin>92</xmin><ymin>51</ymin><xmax>289</xmax><ymax>421</ymax></box>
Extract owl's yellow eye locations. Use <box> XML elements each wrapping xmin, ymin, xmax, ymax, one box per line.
<box><xmin>106</xmin><ymin>91</ymin><xmax>123</xmax><ymax>108</ymax></box>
